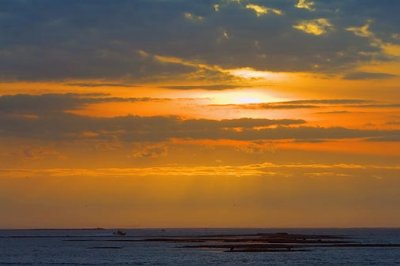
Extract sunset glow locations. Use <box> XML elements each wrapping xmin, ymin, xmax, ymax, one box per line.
<box><xmin>0</xmin><ymin>0</ymin><xmax>400</xmax><ymax>229</ymax></box>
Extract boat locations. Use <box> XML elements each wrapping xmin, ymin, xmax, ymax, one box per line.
<box><xmin>113</xmin><ymin>230</ymin><xmax>127</xmax><ymax>236</ymax></box>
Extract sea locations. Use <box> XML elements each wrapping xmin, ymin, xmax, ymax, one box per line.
<box><xmin>0</xmin><ymin>228</ymin><xmax>399</xmax><ymax>265</ymax></box>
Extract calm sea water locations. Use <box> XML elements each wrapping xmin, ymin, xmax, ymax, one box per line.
<box><xmin>0</xmin><ymin>228</ymin><xmax>399</xmax><ymax>265</ymax></box>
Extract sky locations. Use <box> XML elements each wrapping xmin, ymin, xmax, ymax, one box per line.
<box><xmin>0</xmin><ymin>0</ymin><xmax>400</xmax><ymax>228</ymax></box>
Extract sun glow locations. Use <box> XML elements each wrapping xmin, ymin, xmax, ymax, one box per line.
<box><xmin>205</xmin><ymin>90</ymin><xmax>282</xmax><ymax>105</ymax></box>
<box><xmin>227</xmin><ymin>67</ymin><xmax>288</xmax><ymax>81</ymax></box>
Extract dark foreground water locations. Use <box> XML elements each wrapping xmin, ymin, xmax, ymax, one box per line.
<box><xmin>1</xmin><ymin>228</ymin><xmax>400</xmax><ymax>265</ymax></box>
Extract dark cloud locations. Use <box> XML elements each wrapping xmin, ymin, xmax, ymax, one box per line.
<box><xmin>210</xmin><ymin>99</ymin><xmax>373</xmax><ymax>110</ymax></box>
<box><xmin>66</xmin><ymin>82</ymin><xmax>138</xmax><ymax>88</ymax></box>
<box><xmin>0</xmin><ymin>114</ymin><xmax>308</xmax><ymax>142</ymax></box>
<box><xmin>240</xmin><ymin>103</ymin><xmax>319</xmax><ymax>110</ymax></box>
<box><xmin>316</xmin><ymin>111</ymin><xmax>351</xmax><ymax>114</ymax></box>
<box><xmin>366</xmin><ymin>135</ymin><xmax>400</xmax><ymax>142</ymax></box>
<box><xmin>282</xmin><ymin>99</ymin><xmax>372</xmax><ymax>105</ymax></box>
<box><xmin>161</xmin><ymin>84</ymin><xmax>245</xmax><ymax>90</ymax></box>
<box><xmin>356</xmin><ymin>104</ymin><xmax>400</xmax><ymax>108</ymax></box>
<box><xmin>386</xmin><ymin>120</ymin><xmax>400</xmax><ymax>126</ymax></box>
<box><xmin>1</xmin><ymin>112</ymin><xmax>398</xmax><ymax>142</ymax></box>
<box><xmin>0</xmin><ymin>93</ymin><xmax>168</xmax><ymax>114</ymax></box>
<box><xmin>0</xmin><ymin>0</ymin><xmax>398</xmax><ymax>81</ymax></box>
<box><xmin>0</xmin><ymin>94</ymin><xmax>399</xmax><ymax>142</ymax></box>
<box><xmin>343</xmin><ymin>72</ymin><xmax>397</xmax><ymax>80</ymax></box>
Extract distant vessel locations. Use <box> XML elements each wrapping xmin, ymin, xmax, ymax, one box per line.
<box><xmin>113</xmin><ymin>230</ymin><xmax>127</xmax><ymax>236</ymax></box>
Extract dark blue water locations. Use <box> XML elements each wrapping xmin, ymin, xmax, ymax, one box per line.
<box><xmin>0</xmin><ymin>228</ymin><xmax>399</xmax><ymax>265</ymax></box>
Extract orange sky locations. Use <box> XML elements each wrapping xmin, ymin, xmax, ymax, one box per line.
<box><xmin>0</xmin><ymin>0</ymin><xmax>399</xmax><ymax>228</ymax></box>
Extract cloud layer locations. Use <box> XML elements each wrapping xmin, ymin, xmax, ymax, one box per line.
<box><xmin>1</xmin><ymin>93</ymin><xmax>399</xmax><ymax>142</ymax></box>
<box><xmin>0</xmin><ymin>0</ymin><xmax>399</xmax><ymax>81</ymax></box>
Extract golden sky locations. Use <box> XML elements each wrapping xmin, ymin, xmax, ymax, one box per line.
<box><xmin>0</xmin><ymin>0</ymin><xmax>400</xmax><ymax>228</ymax></box>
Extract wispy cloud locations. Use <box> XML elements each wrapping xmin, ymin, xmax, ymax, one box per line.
<box><xmin>2</xmin><ymin>162</ymin><xmax>398</xmax><ymax>178</ymax></box>
<box><xmin>183</xmin><ymin>12</ymin><xmax>204</xmax><ymax>22</ymax></box>
<box><xmin>346</xmin><ymin>20</ymin><xmax>400</xmax><ymax>57</ymax></box>
<box><xmin>293</xmin><ymin>18</ymin><xmax>333</xmax><ymax>36</ymax></box>
<box><xmin>347</xmin><ymin>21</ymin><xmax>375</xmax><ymax>38</ymax></box>
<box><xmin>295</xmin><ymin>0</ymin><xmax>315</xmax><ymax>11</ymax></box>
<box><xmin>245</xmin><ymin>4</ymin><xmax>282</xmax><ymax>16</ymax></box>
